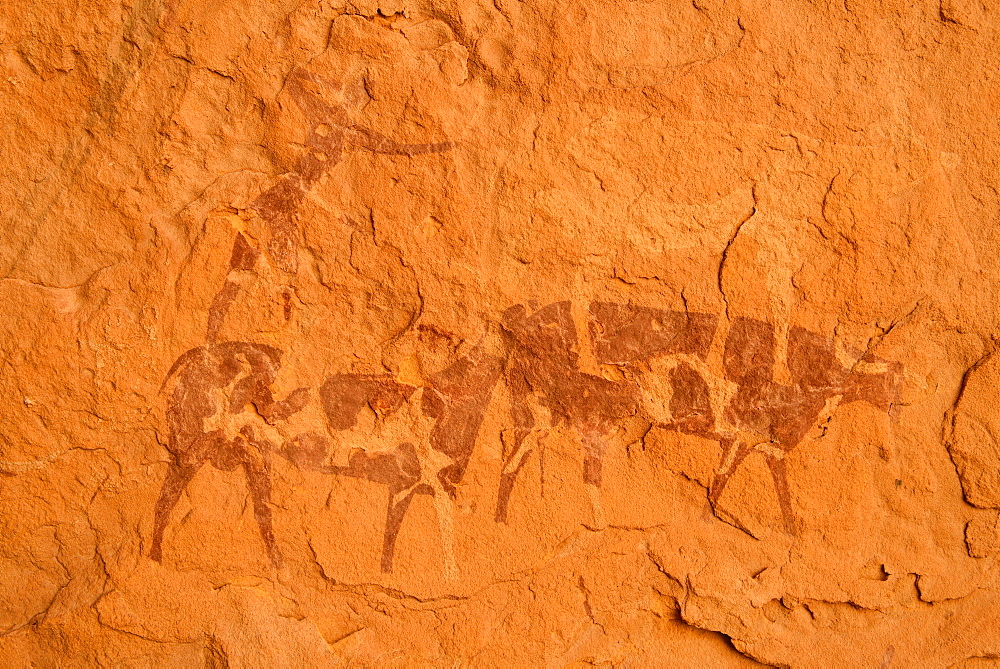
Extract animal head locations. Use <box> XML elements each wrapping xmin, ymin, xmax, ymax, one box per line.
<box><xmin>841</xmin><ymin>355</ymin><xmax>905</xmax><ymax>415</ymax></box>
<box><xmin>262</xmin><ymin>67</ymin><xmax>348</xmax><ymax>173</ymax></box>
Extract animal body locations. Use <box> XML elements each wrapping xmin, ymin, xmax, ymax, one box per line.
<box><xmin>281</xmin><ymin>345</ymin><xmax>504</xmax><ymax>578</ymax></box>
<box><xmin>150</xmin><ymin>342</ymin><xmax>308</xmax><ymax>567</ymax></box>
<box><xmin>496</xmin><ymin>301</ymin><xmax>717</xmax><ymax>526</ymax></box>
<box><xmin>151</xmin><ymin>64</ymin><xmax>455</xmax><ymax>570</ymax></box>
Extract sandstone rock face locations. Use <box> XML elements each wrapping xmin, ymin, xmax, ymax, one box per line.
<box><xmin>2</xmin><ymin>0</ymin><xmax>1000</xmax><ymax>665</ymax></box>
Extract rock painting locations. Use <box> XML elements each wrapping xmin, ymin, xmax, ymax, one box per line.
<box><xmin>151</xmin><ymin>298</ymin><xmax>903</xmax><ymax>572</ymax></box>
<box><xmin>705</xmin><ymin>317</ymin><xmax>903</xmax><ymax>533</ymax></box>
<box><xmin>206</xmin><ymin>66</ymin><xmax>453</xmax><ymax>344</ymax></box>
<box><xmin>151</xmin><ymin>64</ymin><xmax>454</xmax><ymax>568</ymax></box>
<box><xmin>592</xmin><ymin>302</ymin><xmax>902</xmax><ymax>534</ymax></box>
<box><xmin>498</xmin><ymin>302</ymin><xmax>904</xmax><ymax>535</ymax></box>
<box><xmin>150</xmin><ymin>342</ymin><xmax>309</xmax><ymax>567</ymax></box>
<box><xmin>283</xmin><ymin>345</ymin><xmax>503</xmax><ymax>578</ymax></box>
<box><xmin>496</xmin><ymin>301</ymin><xmax>686</xmax><ymax>527</ymax></box>
<box><xmin>148</xmin><ymin>69</ymin><xmax>906</xmax><ymax>575</ymax></box>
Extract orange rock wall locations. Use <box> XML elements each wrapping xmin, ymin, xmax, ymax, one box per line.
<box><xmin>2</xmin><ymin>0</ymin><xmax>1000</xmax><ymax>665</ymax></box>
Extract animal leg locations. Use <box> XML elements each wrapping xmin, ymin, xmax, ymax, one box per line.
<box><xmin>150</xmin><ymin>462</ymin><xmax>201</xmax><ymax>562</ymax></box>
<box><xmin>243</xmin><ymin>458</ymin><xmax>282</xmax><ymax>568</ymax></box>
<box><xmin>765</xmin><ymin>454</ymin><xmax>797</xmax><ymax>534</ymax></box>
<box><xmin>582</xmin><ymin>433</ymin><xmax>607</xmax><ymax>530</ymax></box>
<box><xmin>495</xmin><ymin>435</ymin><xmax>533</xmax><ymax>524</ymax></box>
<box><xmin>495</xmin><ymin>392</ymin><xmax>536</xmax><ymax>523</ymax></box>
<box><xmin>205</xmin><ymin>280</ymin><xmax>243</xmax><ymax>345</ymax></box>
<box><xmin>709</xmin><ymin>438</ymin><xmax>751</xmax><ymax>505</ymax></box>
<box><xmin>431</xmin><ymin>483</ymin><xmax>459</xmax><ymax>581</ymax></box>
<box><xmin>382</xmin><ymin>486</ymin><xmax>419</xmax><ymax>573</ymax></box>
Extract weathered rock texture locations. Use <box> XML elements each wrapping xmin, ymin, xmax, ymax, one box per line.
<box><xmin>2</xmin><ymin>0</ymin><xmax>1000</xmax><ymax>665</ymax></box>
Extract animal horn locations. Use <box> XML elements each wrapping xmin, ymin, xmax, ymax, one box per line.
<box><xmin>833</xmin><ymin>335</ymin><xmax>861</xmax><ymax>370</ymax></box>
<box><xmin>853</xmin><ymin>359</ymin><xmax>891</xmax><ymax>374</ymax></box>
<box><xmin>834</xmin><ymin>332</ymin><xmax>897</xmax><ymax>374</ymax></box>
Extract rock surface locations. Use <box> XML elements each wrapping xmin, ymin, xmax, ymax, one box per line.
<box><xmin>2</xmin><ymin>0</ymin><xmax>1000</xmax><ymax>665</ymax></box>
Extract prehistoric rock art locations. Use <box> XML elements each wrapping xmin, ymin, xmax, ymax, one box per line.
<box><xmin>705</xmin><ymin>318</ymin><xmax>903</xmax><ymax>532</ymax></box>
<box><xmin>11</xmin><ymin>0</ymin><xmax>1000</xmax><ymax>669</ymax></box>
<box><xmin>587</xmin><ymin>301</ymin><xmax>723</xmax><ymax>433</ymax></box>
<box><xmin>496</xmin><ymin>301</ymin><xmax>694</xmax><ymax>527</ymax></box>
<box><xmin>596</xmin><ymin>304</ymin><xmax>903</xmax><ymax>533</ymax></box>
<box><xmin>205</xmin><ymin>67</ymin><xmax>453</xmax><ymax>344</ymax></box>
<box><xmin>282</xmin><ymin>374</ymin><xmax>419</xmax><ymax>571</ymax></box>
<box><xmin>13</xmin><ymin>2</ymin><xmax>1000</xmax><ymax>663</ymax></box>
<box><xmin>150</xmin><ymin>295</ymin><xmax>903</xmax><ymax>571</ymax></box>
<box><xmin>150</xmin><ymin>342</ymin><xmax>308</xmax><ymax>567</ymax></box>
<box><xmin>282</xmin><ymin>345</ymin><xmax>503</xmax><ymax>578</ymax></box>
<box><xmin>150</xmin><ymin>64</ymin><xmax>455</xmax><ymax>569</ymax></box>
<box><xmin>498</xmin><ymin>301</ymin><xmax>904</xmax><ymax>535</ymax></box>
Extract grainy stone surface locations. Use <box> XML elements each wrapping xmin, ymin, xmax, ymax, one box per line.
<box><xmin>2</xmin><ymin>0</ymin><xmax>1000</xmax><ymax>665</ymax></box>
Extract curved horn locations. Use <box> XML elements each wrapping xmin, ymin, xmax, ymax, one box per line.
<box><xmin>853</xmin><ymin>359</ymin><xmax>892</xmax><ymax>374</ymax></box>
<box><xmin>833</xmin><ymin>335</ymin><xmax>861</xmax><ymax>370</ymax></box>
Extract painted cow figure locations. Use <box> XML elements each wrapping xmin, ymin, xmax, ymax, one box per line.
<box><xmin>590</xmin><ymin>304</ymin><xmax>904</xmax><ymax>533</ymax></box>
<box><xmin>496</xmin><ymin>301</ymin><xmax>717</xmax><ymax>526</ymax></box>
<box><xmin>497</xmin><ymin>301</ymin><xmax>904</xmax><ymax>535</ymax></box>
<box><xmin>150</xmin><ymin>342</ymin><xmax>308</xmax><ymax>567</ymax></box>
<box><xmin>705</xmin><ymin>317</ymin><xmax>903</xmax><ymax>532</ymax></box>
<box><xmin>281</xmin><ymin>345</ymin><xmax>504</xmax><ymax>578</ymax></box>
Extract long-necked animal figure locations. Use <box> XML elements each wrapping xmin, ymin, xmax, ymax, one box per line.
<box><xmin>281</xmin><ymin>345</ymin><xmax>504</xmax><ymax>578</ymax></box>
<box><xmin>152</xmin><ymin>64</ymin><xmax>454</xmax><ymax>568</ymax></box>
<box><xmin>207</xmin><ymin>67</ymin><xmax>453</xmax><ymax>343</ymax></box>
<box><xmin>150</xmin><ymin>342</ymin><xmax>308</xmax><ymax>567</ymax></box>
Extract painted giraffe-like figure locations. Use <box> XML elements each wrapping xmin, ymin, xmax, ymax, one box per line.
<box><xmin>151</xmin><ymin>65</ymin><xmax>454</xmax><ymax>566</ymax></box>
<box><xmin>206</xmin><ymin>67</ymin><xmax>453</xmax><ymax>344</ymax></box>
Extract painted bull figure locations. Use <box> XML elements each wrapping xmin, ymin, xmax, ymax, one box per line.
<box><xmin>495</xmin><ymin>301</ymin><xmax>716</xmax><ymax>526</ymax></box>
<box><xmin>703</xmin><ymin>316</ymin><xmax>903</xmax><ymax>532</ymax></box>
<box><xmin>150</xmin><ymin>342</ymin><xmax>308</xmax><ymax>567</ymax></box>
<box><xmin>281</xmin><ymin>345</ymin><xmax>504</xmax><ymax>578</ymax></box>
